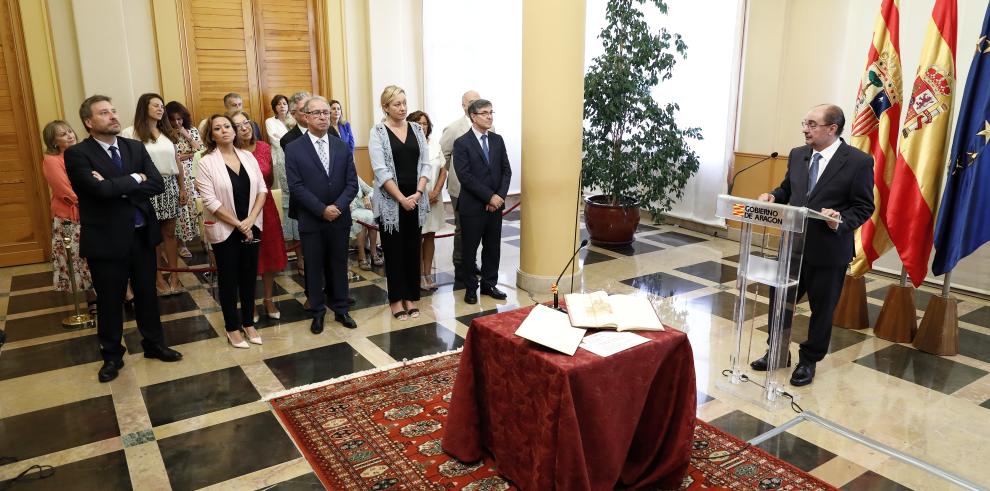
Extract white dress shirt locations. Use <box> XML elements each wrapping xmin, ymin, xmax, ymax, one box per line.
<box><xmin>308</xmin><ymin>131</ymin><xmax>330</xmax><ymax>175</ymax></box>
<box><xmin>811</xmin><ymin>138</ymin><xmax>841</xmax><ymax>180</ymax></box>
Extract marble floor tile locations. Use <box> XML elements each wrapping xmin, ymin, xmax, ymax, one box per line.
<box><xmin>266</xmin><ymin>472</ymin><xmax>325</xmax><ymax>489</ymax></box>
<box><xmin>5</xmin><ymin>289</ymin><xmax>79</xmax><ymax>316</ymax></box>
<box><xmin>960</xmin><ymin>305</ymin><xmax>990</xmax><ymax>328</ymax></box>
<box><xmin>0</xmin><ymin>396</ymin><xmax>118</xmax><ymax>460</ymax></box>
<box><xmin>581</xmin><ymin>249</ymin><xmax>616</xmax><ymax>266</ymax></box>
<box><xmin>840</xmin><ymin>470</ymin><xmax>913</xmax><ymax>491</ymax></box>
<box><xmin>596</xmin><ymin>239</ymin><xmax>664</xmax><ymax>257</ymax></box>
<box><xmin>264</xmin><ymin>341</ymin><xmax>375</xmax><ymax>389</ymax></box>
<box><xmin>0</xmin><ymin>450</ymin><xmax>131</xmax><ymax>490</ymax></box>
<box><xmin>2</xmin><ymin>310</ymin><xmax>91</xmax><ymax>343</ymax></box>
<box><xmin>853</xmin><ymin>343</ymin><xmax>988</xmax><ymax>394</ymax></box>
<box><xmin>708</xmin><ymin>410</ymin><xmax>837</xmax><ymax>472</ymax></box>
<box><xmin>675</xmin><ymin>260</ymin><xmax>737</xmax><ymax>284</ymax></box>
<box><xmin>642</xmin><ymin>230</ymin><xmax>708</xmax><ymax>247</ymax></box>
<box><xmin>0</xmin><ymin>335</ymin><xmax>102</xmax><ymax>381</ymax></box>
<box><xmin>253</xmin><ymin>298</ymin><xmax>312</xmax><ymax>329</ymax></box>
<box><xmin>866</xmin><ymin>284</ymin><xmax>936</xmax><ymax>309</ymax></box>
<box><xmin>141</xmin><ymin>366</ymin><xmax>260</xmax><ymax>427</ymax></box>
<box><xmin>348</xmin><ymin>283</ymin><xmax>391</xmax><ymax>310</ymax></box>
<box><xmin>621</xmin><ymin>271</ymin><xmax>707</xmax><ymax>297</ymax></box>
<box><xmin>502</xmin><ymin>224</ymin><xmax>520</xmax><ymax>237</ymax></box>
<box><xmin>957</xmin><ymin>327</ymin><xmax>990</xmax><ymax>364</ymax></box>
<box><xmin>125</xmin><ymin>292</ymin><xmax>199</xmax><ymax>321</ymax></box>
<box><xmin>757</xmin><ymin>316</ymin><xmax>870</xmax><ymax>354</ymax></box>
<box><xmin>366</xmin><ymin>322</ymin><xmax>464</xmax><ymax>361</ymax></box>
<box><xmin>8</xmin><ymin>272</ymin><xmax>54</xmax><ymax>291</ymax></box>
<box><xmin>123</xmin><ymin>314</ymin><xmax>218</xmax><ymax>354</ymax></box>
<box><xmin>157</xmin><ymin>412</ymin><xmax>299</xmax><ymax>491</ymax></box>
<box><xmin>454</xmin><ymin>307</ymin><xmax>510</xmax><ymax>328</ymax></box>
<box><xmin>688</xmin><ymin>291</ymin><xmax>768</xmax><ymax>322</ymax></box>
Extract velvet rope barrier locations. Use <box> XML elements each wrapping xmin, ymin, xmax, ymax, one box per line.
<box><xmin>356</xmin><ymin>201</ymin><xmax>520</xmax><ymax>238</ymax></box>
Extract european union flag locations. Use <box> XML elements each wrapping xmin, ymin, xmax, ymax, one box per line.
<box><xmin>932</xmin><ymin>5</ymin><xmax>990</xmax><ymax>276</ymax></box>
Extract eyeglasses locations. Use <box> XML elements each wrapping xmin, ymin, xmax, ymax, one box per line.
<box><xmin>800</xmin><ymin>120</ymin><xmax>833</xmax><ymax>130</ymax></box>
<box><xmin>234</xmin><ymin>121</ymin><xmax>253</xmax><ymax>129</ymax></box>
<box><xmin>307</xmin><ymin>110</ymin><xmax>331</xmax><ymax>117</ymax></box>
<box><xmin>473</xmin><ymin>111</ymin><xmax>494</xmax><ymax>117</ymax></box>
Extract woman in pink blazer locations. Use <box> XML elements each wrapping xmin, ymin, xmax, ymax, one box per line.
<box><xmin>196</xmin><ymin>114</ymin><xmax>268</xmax><ymax>349</ymax></box>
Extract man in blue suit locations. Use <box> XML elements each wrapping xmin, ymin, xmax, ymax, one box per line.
<box><xmin>453</xmin><ymin>99</ymin><xmax>512</xmax><ymax>304</ymax></box>
<box><xmin>285</xmin><ymin>96</ymin><xmax>359</xmax><ymax>332</ymax></box>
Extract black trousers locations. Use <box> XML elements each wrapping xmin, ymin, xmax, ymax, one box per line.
<box><xmin>767</xmin><ymin>263</ymin><xmax>846</xmax><ymax>363</ymax></box>
<box><xmin>379</xmin><ymin>209</ymin><xmax>422</xmax><ymax>303</ymax></box>
<box><xmin>87</xmin><ymin>227</ymin><xmax>164</xmax><ymax>362</ymax></box>
<box><xmin>301</xmin><ymin>224</ymin><xmax>350</xmax><ymax>317</ymax></box>
<box><xmin>459</xmin><ymin>209</ymin><xmax>502</xmax><ymax>292</ymax></box>
<box><xmin>450</xmin><ymin>195</ymin><xmax>462</xmax><ymax>272</ymax></box>
<box><xmin>211</xmin><ymin>229</ymin><xmax>260</xmax><ymax>332</ymax></box>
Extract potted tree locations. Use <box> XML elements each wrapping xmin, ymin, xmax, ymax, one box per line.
<box><xmin>582</xmin><ymin>0</ymin><xmax>702</xmax><ymax>246</ymax></box>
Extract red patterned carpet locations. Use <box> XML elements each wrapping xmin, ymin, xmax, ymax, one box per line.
<box><xmin>268</xmin><ymin>352</ymin><xmax>836</xmax><ymax>490</ymax></box>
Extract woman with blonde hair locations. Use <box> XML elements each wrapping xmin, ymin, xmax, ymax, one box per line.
<box><xmin>121</xmin><ymin>93</ymin><xmax>185</xmax><ymax>296</ymax></box>
<box><xmin>41</xmin><ymin>120</ymin><xmax>97</xmax><ymax>311</ymax></box>
<box><xmin>196</xmin><ymin>114</ymin><xmax>268</xmax><ymax>348</ymax></box>
<box><xmin>369</xmin><ymin>85</ymin><xmax>431</xmax><ymax>320</ymax></box>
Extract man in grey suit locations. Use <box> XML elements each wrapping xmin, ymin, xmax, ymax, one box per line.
<box><xmin>439</xmin><ymin>90</ymin><xmax>482</xmax><ymax>287</ymax></box>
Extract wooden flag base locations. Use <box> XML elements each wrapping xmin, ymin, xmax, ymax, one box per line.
<box><xmin>833</xmin><ymin>274</ymin><xmax>869</xmax><ymax>329</ymax></box>
<box><xmin>874</xmin><ymin>285</ymin><xmax>917</xmax><ymax>343</ymax></box>
<box><xmin>913</xmin><ymin>296</ymin><xmax>958</xmax><ymax>355</ymax></box>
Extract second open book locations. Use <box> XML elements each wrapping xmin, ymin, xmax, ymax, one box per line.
<box><xmin>564</xmin><ymin>291</ymin><xmax>664</xmax><ymax>331</ymax></box>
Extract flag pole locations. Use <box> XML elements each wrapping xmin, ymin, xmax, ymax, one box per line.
<box><xmin>874</xmin><ymin>265</ymin><xmax>918</xmax><ymax>342</ymax></box>
<box><xmin>898</xmin><ymin>266</ymin><xmax>908</xmax><ymax>287</ymax></box>
<box><xmin>914</xmin><ymin>269</ymin><xmax>959</xmax><ymax>355</ymax></box>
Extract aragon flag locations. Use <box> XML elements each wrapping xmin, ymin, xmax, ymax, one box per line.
<box><xmin>849</xmin><ymin>0</ymin><xmax>902</xmax><ymax>277</ymax></box>
<box><xmin>885</xmin><ymin>0</ymin><xmax>956</xmax><ymax>287</ymax></box>
<box><xmin>932</xmin><ymin>3</ymin><xmax>990</xmax><ymax>276</ymax></box>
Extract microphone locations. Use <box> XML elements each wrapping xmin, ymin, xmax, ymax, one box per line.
<box><xmin>552</xmin><ymin>239</ymin><xmax>589</xmax><ymax>312</ymax></box>
<box><xmin>729</xmin><ymin>152</ymin><xmax>778</xmax><ymax>194</ymax></box>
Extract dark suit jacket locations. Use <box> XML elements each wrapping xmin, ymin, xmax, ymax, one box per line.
<box><xmin>770</xmin><ymin>140</ymin><xmax>875</xmax><ymax>267</ymax></box>
<box><xmin>452</xmin><ymin>129</ymin><xmax>512</xmax><ymax>216</ymax></box>
<box><xmin>284</xmin><ymin>133</ymin><xmax>357</xmax><ymax>234</ymax></box>
<box><xmin>280</xmin><ymin>125</ymin><xmax>303</xmax><ymax>152</ymax></box>
<box><xmin>64</xmin><ymin>136</ymin><xmax>165</xmax><ymax>259</ymax></box>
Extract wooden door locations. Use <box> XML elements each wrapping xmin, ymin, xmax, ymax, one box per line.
<box><xmin>0</xmin><ymin>0</ymin><xmax>49</xmax><ymax>266</ymax></box>
<box><xmin>253</xmin><ymin>0</ymin><xmax>321</xmax><ymax>123</ymax></box>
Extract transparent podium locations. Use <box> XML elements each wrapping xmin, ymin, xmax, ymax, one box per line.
<box><xmin>714</xmin><ymin>194</ymin><xmax>834</xmax><ymax>409</ymax></box>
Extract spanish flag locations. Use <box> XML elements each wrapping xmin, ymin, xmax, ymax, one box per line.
<box><xmin>885</xmin><ymin>0</ymin><xmax>956</xmax><ymax>287</ymax></box>
<box><xmin>849</xmin><ymin>0</ymin><xmax>902</xmax><ymax>277</ymax></box>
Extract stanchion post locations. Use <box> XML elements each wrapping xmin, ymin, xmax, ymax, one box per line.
<box><xmin>60</xmin><ymin>220</ymin><xmax>94</xmax><ymax>329</ymax></box>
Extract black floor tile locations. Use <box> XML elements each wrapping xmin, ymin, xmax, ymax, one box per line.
<box><xmin>254</xmin><ymin>278</ymin><xmax>289</xmax><ymax>298</ymax></box>
<box><xmin>581</xmin><ymin>249</ymin><xmax>616</xmax><ymax>266</ymax></box>
<box><xmin>254</xmin><ymin>298</ymin><xmax>311</xmax><ymax>328</ymax></box>
<box><xmin>367</xmin><ymin>322</ymin><xmax>464</xmax><ymax>361</ymax></box>
<box><xmin>756</xmin><ymin>315</ymin><xmax>869</xmax><ymax>354</ymax></box>
<box><xmin>637</xmin><ymin>223</ymin><xmax>659</xmax><ymax>232</ymax></box>
<box><xmin>125</xmin><ymin>292</ymin><xmax>199</xmax><ymax>321</ymax></box>
<box><xmin>642</xmin><ymin>231</ymin><xmax>707</xmax><ymax>247</ymax></box>
<box><xmin>0</xmin><ymin>450</ymin><xmax>131</xmax><ymax>490</ymax></box>
<box><xmin>621</xmin><ymin>272</ymin><xmax>706</xmax><ymax>297</ymax></box>
<box><xmin>455</xmin><ymin>306</ymin><xmax>519</xmax><ymax>328</ymax></box>
<box><xmin>264</xmin><ymin>342</ymin><xmax>375</xmax><ymax>389</ymax></box>
<box><xmin>266</xmin><ymin>473</ymin><xmax>325</xmax><ymax>490</ymax></box>
<box><xmin>502</xmin><ymin>224</ymin><xmax>520</xmax><ymax>237</ymax></box>
<box><xmin>960</xmin><ymin>306</ymin><xmax>990</xmax><ymax>328</ymax></box>
<box><xmin>2</xmin><ymin>310</ymin><xmax>90</xmax><ymax>343</ymax></box>
<box><xmin>5</xmin><ymin>290</ymin><xmax>79</xmax><ymax>315</ymax></box>
<box><xmin>708</xmin><ymin>410</ymin><xmax>836</xmax><ymax>472</ymax></box>
<box><xmin>723</xmin><ymin>251</ymin><xmax>776</xmax><ymax>263</ymax></box>
<box><xmin>958</xmin><ymin>328</ymin><xmax>990</xmax><ymax>364</ymax></box>
<box><xmin>697</xmin><ymin>391</ymin><xmax>714</xmax><ymax>405</ymax></box>
<box><xmin>502</xmin><ymin>210</ymin><xmax>521</xmax><ymax>221</ymax></box>
<box><xmin>866</xmin><ymin>284</ymin><xmax>936</xmax><ymax>308</ymax></box>
<box><xmin>348</xmin><ymin>284</ymin><xmax>390</xmax><ymax>310</ymax></box>
<box><xmin>841</xmin><ymin>470</ymin><xmax>913</xmax><ymax>491</ymax></box>
<box><xmin>689</xmin><ymin>292</ymin><xmax>768</xmax><ymax>322</ymax></box>
<box><xmin>142</xmin><ymin>366</ymin><xmax>260</xmax><ymax>427</ymax></box>
<box><xmin>982</xmin><ymin>398</ymin><xmax>990</xmax><ymax>410</ymax></box>
<box><xmin>598</xmin><ymin>239</ymin><xmax>663</xmax><ymax>256</ymax></box>
<box><xmin>158</xmin><ymin>412</ymin><xmax>299</xmax><ymax>491</ymax></box>
<box><xmin>866</xmin><ymin>301</ymin><xmax>919</xmax><ymax>327</ymax></box>
<box><xmin>0</xmin><ymin>335</ymin><xmax>102</xmax><ymax>381</ymax></box>
<box><xmin>854</xmin><ymin>344</ymin><xmax>988</xmax><ymax>394</ymax></box>
<box><xmin>124</xmin><ymin>315</ymin><xmax>218</xmax><ymax>353</ymax></box>
<box><xmin>0</xmin><ymin>396</ymin><xmax>118</xmax><ymax>461</ymax></box>
<box><xmin>9</xmin><ymin>272</ymin><xmax>55</xmax><ymax>291</ymax></box>
<box><xmin>676</xmin><ymin>261</ymin><xmax>737</xmax><ymax>284</ymax></box>
<box><xmin>505</xmin><ymin>238</ymin><xmax>520</xmax><ymax>248</ymax></box>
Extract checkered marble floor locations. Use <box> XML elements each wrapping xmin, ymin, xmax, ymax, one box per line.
<box><xmin>1</xmin><ymin>212</ymin><xmax>988</xmax><ymax>490</ymax></box>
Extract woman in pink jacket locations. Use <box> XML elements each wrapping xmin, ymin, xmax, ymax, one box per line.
<box><xmin>196</xmin><ymin>114</ymin><xmax>268</xmax><ymax>349</ymax></box>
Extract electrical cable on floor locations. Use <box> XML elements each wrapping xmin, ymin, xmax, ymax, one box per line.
<box><xmin>720</xmin><ymin>369</ymin><xmax>804</xmax><ymax>414</ymax></box>
<box><xmin>0</xmin><ymin>457</ymin><xmax>55</xmax><ymax>490</ymax></box>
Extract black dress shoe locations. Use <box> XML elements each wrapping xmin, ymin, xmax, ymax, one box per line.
<box><xmin>480</xmin><ymin>286</ymin><xmax>507</xmax><ymax>300</ymax></box>
<box><xmin>311</xmin><ymin>314</ymin><xmax>325</xmax><ymax>334</ymax></box>
<box><xmin>98</xmin><ymin>359</ymin><xmax>124</xmax><ymax>383</ymax></box>
<box><xmin>335</xmin><ymin>313</ymin><xmax>357</xmax><ymax>329</ymax></box>
<box><xmin>790</xmin><ymin>361</ymin><xmax>816</xmax><ymax>386</ymax></box>
<box><xmin>749</xmin><ymin>351</ymin><xmax>791</xmax><ymax>371</ymax></box>
<box><xmin>143</xmin><ymin>344</ymin><xmax>183</xmax><ymax>362</ymax></box>
<box><xmin>464</xmin><ymin>291</ymin><xmax>478</xmax><ymax>304</ymax></box>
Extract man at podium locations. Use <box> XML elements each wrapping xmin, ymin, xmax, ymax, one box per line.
<box><xmin>755</xmin><ymin>104</ymin><xmax>874</xmax><ymax>386</ymax></box>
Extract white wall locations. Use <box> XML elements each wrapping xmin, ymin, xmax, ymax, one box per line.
<box><xmin>368</xmin><ymin>0</ymin><xmax>424</xmax><ymax>125</ymax></box>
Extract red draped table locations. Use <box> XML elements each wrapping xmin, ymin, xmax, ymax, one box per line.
<box><xmin>442</xmin><ymin>305</ymin><xmax>697</xmax><ymax>490</ymax></box>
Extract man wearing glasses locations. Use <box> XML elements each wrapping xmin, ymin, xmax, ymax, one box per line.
<box><xmin>453</xmin><ymin>99</ymin><xmax>512</xmax><ymax>305</ymax></box>
<box><xmin>284</xmin><ymin>96</ymin><xmax>359</xmax><ymax>332</ymax></box>
<box><xmin>280</xmin><ymin>92</ymin><xmax>311</xmax><ymax>152</ymax></box>
<box><xmin>754</xmin><ymin>104</ymin><xmax>875</xmax><ymax>386</ymax></box>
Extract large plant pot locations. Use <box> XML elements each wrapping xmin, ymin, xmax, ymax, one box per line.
<box><xmin>584</xmin><ymin>195</ymin><xmax>641</xmax><ymax>246</ymax></box>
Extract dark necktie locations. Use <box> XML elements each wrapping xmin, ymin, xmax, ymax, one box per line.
<box><xmin>110</xmin><ymin>145</ymin><xmax>145</xmax><ymax>227</ymax></box>
<box><xmin>807</xmin><ymin>152</ymin><xmax>822</xmax><ymax>195</ymax></box>
<box><xmin>480</xmin><ymin>134</ymin><xmax>490</xmax><ymax>165</ymax></box>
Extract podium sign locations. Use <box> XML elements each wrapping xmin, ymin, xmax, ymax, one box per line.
<box><xmin>714</xmin><ymin>195</ymin><xmax>828</xmax><ymax>409</ymax></box>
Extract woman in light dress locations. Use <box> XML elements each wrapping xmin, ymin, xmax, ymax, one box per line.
<box><xmin>165</xmin><ymin>101</ymin><xmax>202</xmax><ymax>259</ymax></box>
<box><xmin>407</xmin><ymin>110</ymin><xmax>446</xmax><ymax>291</ymax></box>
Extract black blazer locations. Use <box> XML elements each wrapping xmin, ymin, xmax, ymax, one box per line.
<box><xmin>280</xmin><ymin>125</ymin><xmax>303</xmax><ymax>152</ymax></box>
<box><xmin>770</xmin><ymin>141</ymin><xmax>875</xmax><ymax>267</ymax></box>
<box><xmin>64</xmin><ymin>136</ymin><xmax>165</xmax><ymax>259</ymax></box>
<box><xmin>284</xmin><ymin>133</ymin><xmax>358</xmax><ymax>234</ymax></box>
<box><xmin>452</xmin><ymin>129</ymin><xmax>512</xmax><ymax>216</ymax></box>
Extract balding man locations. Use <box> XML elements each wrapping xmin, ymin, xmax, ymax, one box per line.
<box><xmin>280</xmin><ymin>91</ymin><xmax>311</xmax><ymax>152</ymax></box>
<box><xmin>754</xmin><ymin>103</ymin><xmax>874</xmax><ymax>386</ymax></box>
<box><xmin>440</xmin><ymin>90</ymin><xmax>483</xmax><ymax>286</ymax></box>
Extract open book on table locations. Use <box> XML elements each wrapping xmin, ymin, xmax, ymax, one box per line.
<box><xmin>564</xmin><ymin>291</ymin><xmax>664</xmax><ymax>331</ymax></box>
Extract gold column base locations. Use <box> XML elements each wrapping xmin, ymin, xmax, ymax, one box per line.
<box><xmin>63</xmin><ymin>313</ymin><xmax>95</xmax><ymax>329</ymax></box>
